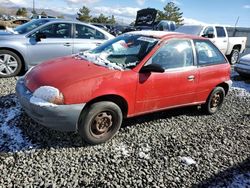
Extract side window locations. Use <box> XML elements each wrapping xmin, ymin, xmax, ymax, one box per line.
<box><xmin>148</xmin><ymin>40</ymin><xmax>194</xmax><ymax>69</ymax></box>
<box><xmin>32</xmin><ymin>23</ymin><xmax>71</xmax><ymax>38</ymax></box>
<box><xmin>195</xmin><ymin>40</ymin><xmax>226</xmax><ymax>65</ymax></box>
<box><xmin>203</xmin><ymin>27</ymin><xmax>214</xmax><ymax>37</ymax></box>
<box><xmin>216</xmin><ymin>27</ymin><xmax>226</xmax><ymax>38</ymax></box>
<box><xmin>75</xmin><ymin>24</ymin><xmax>105</xmax><ymax>39</ymax></box>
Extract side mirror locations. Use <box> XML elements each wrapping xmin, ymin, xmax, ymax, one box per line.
<box><xmin>35</xmin><ymin>32</ymin><xmax>46</xmax><ymax>42</ymax></box>
<box><xmin>207</xmin><ymin>33</ymin><xmax>214</xmax><ymax>38</ymax></box>
<box><xmin>140</xmin><ymin>63</ymin><xmax>165</xmax><ymax>73</ymax></box>
<box><xmin>202</xmin><ymin>33</ymin><xmax>214</xmax><ymax>38</ymax></box>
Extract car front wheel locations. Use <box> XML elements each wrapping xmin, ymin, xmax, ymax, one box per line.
<box><xmin>0</xmin><ymin>50</ymin><xmax>22</xmax><ymax>78</ymax></box>
<box><xmin>203</xmin><ymin>87</ymin><xmax>225</xmax><ymax>114</ymax></box>
<box><xmin>78</xmin><ymin>101</ymin><xmax>123</xmax><ymax>145</ymax></box>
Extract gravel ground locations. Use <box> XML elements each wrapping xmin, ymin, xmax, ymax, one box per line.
<box><xmin>0</xmin><ymin>73</ymin><xmax>249</xmax><ymax>187</ymax></box>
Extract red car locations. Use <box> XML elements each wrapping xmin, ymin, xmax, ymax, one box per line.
<box><xmin>16</xmin><ymin>31</ymin><xmax>232</xmax><ymax>144</ymax></box>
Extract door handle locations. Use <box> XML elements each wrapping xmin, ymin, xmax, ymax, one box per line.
<box><xmin>95</xmin><ymin>42</ymin><xmax>102</xmax><ymax>46</ymax></box>
<box><xmin>187</xmin><ymin>75</ymin><xmax>195</xmax><ymax>81</ymax></box>
<box><xmin>64</xmin><ymin>43</ymin><xmax>71</xmax><ymax>47</ymax></box>
<box><xmin>223</xmin><ymin>40</ymin><xmax>227</xmax><ymax>43</ymax></box>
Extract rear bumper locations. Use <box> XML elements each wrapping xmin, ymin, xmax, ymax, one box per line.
<box><xmin>15</xmin><ymin>78</ymin><xmax>85</xmax><ymax>132</ymax></box>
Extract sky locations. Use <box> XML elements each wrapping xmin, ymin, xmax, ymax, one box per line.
<box><xmin>2</xmin><ymin>0</ymin><xmax>250</xmax><ymax>26</ymax></box>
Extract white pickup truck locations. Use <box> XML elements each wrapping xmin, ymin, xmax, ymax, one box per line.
<box><xmin>176</xmin><ymin>25</ymin><xmax>247</xmax><ymax>64</ymax></box>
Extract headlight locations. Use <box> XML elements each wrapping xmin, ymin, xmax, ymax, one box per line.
<box><xmin>31</xmin><ymin>86</ymin><xmax>64</xmax><ymax>106</ymax></box>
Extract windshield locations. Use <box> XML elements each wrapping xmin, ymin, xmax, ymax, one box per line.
<box><xmin>14</xmin><ymin>19</ymin><xmax>50</xmax><ymax>34</ymax></box>
<box><xmin>78</xmin><ymin>34</ymin><xmax>158</xmax><ymax>70</ymax></box>
<box><xmin>176</xmin><ymin>25</ymin><xmax>203</xmax><ymax>35</ymax></box>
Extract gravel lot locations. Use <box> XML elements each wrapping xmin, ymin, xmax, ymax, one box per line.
<box><xmin>0</xmin><ymin>72</ymin><xmax>249</xmax><ymax>187</ymax></box>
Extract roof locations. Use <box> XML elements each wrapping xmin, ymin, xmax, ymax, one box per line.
<box><xmin>127</xmin><ymin>30</ymin><xmax>204</xmax><ymax>40</ymax></box>
<box><xmin>127</xmin><ymin>30</ymin><xmax>180</xmax><ymax>38</ymax></box>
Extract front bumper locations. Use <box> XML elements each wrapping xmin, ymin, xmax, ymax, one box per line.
<box><xmin>15</xmin><ymin>78</ymin><xmax>85</xmax><ymax>132</ymax></box>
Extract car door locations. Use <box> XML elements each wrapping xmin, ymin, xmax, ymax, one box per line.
<box><xmin>194</xmin><ymin>39</ymin><xmax>229</xmax><ymax>102</ymax></box>
<box><xmin>73</xmin><ymin>23</ymin><xmax>107</xmax><ymax>53</ymax></box>
<box><xmin>213</xmin><ymin>26</ymin><xmax>228</xmax><ymax>54</ymax></box>
<box><xmin>27</xmin><ymin>22</ymin><xmax>73</xmax><ymax>66</ymax></box>
<box><xmin>135</xmin><ymin>39</ymin><xmax>198</xmax><ymax>114</ymax></box>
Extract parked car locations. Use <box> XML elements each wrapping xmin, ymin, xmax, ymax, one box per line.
<box><xmin>16</xmin><ymin>31</ymin><xmax>232</xmax><ymax>145</ymax></box>
<box><xmin>124</xmin><ymin>8</ymin><xmax>176</xmax><ymax>32</ymax></box>
<box><xmin>176</xmin><ymin>25</ymin><xmax>247</xmax><ymax>64</ymax></box>
<box><xmin>234</xmin><ymin>53</ymin><xmax>250</xmax><ymax>77</ymax></box>
<box><xmin>0</xmin><ymin>19</ymin><xmax>114</xmax><ymax>77</ymax></box>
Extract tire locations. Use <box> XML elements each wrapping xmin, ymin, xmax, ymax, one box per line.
<box><xmin>0</xmin><ymin>50</ymin><xmax>22</xmax><ymax>78</ymax></box>
<box><xmin>78</xmin><ymin>101</ymin><xmax>123</xmax><ymax>145</ymax></box>
<box><xmin>228</xmin><ymin>48</ymin><xmax>240</xmax><ymax>65</ymax></box>
<box><xmin>202</xmin><ymin>87</ymin><xmax>225</xmax><ymax>115</ymax></box>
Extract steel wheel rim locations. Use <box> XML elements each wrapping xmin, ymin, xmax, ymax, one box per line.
<box><xmin>210</xmin><ymin>91</ymin><xmax>222</xmax><ymax>111</ymax></box>
<box><xmin>0</xmin><ymin>54</ymin><xmax>18</xmax><ymax>76</ymax></box>
<box><xmin>90</xmin><ymin>111</ymin><xmax>113</xmax><ymax>138</ymax></box>
<box><xmin>231</xmin><ymin>51</ymin><xmax>239</xmax><ymax>64</ymax></box>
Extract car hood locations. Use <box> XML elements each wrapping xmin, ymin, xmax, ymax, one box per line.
<box><xmin>135</xmin><ymin>8</ymin><xmax>158</xmax><ymax>28</ymax></box>
<box><xmin>0</xmin><ymin>32</ymin><xmax>25</xmax><ymax>40</ymax></box>
<box><xmin>0</xmin><ymin>30</ymin><xmax>12</xmax><ymax>35</ymax></box>
<box><xmin>25</xmin><ymin>56</ymin><xmax>117</xmax><ymax>92</ymax></box>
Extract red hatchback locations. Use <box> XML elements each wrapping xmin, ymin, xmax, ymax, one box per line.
<box><xmin>16</xmin><ymin>31</ymin><xmax>232</xmax><ymax>144</ymax></box>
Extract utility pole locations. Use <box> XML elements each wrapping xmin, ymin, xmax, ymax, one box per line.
<box><xmin>32</xmin><ymin>0</ymin><xmax>35</xmax><ymax>14</ymax></box>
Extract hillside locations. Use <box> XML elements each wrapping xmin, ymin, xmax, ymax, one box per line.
<box><xmin>0</xmin><ymin>6</ymin><xmax>75</xmax><ymax>20</ymax></box>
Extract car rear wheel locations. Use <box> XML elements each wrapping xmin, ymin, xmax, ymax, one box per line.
<box><xmin>229</xmin><ymin>48</ymin><xmax>240</xmax><ymax>65</ymax></box>
<box><xmin>203</xmin><ymin>87</ymin><xmax>225</xmax><ymax>114</ymax></box>
<box><xmin>0</xmin><ymin>50</ymin><xmax>22</xmax><ymax>78</ymax></box>
<box><xmin>78</xmin><ymin>101</ymin><xmax>123</xmax><ymax>145</ymax></box>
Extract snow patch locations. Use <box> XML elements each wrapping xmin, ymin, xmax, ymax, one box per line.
<box><xmin>33</xmin><ymin>86</ymin><xmax>60</xmax><ymax>102</ymax></box>
<box><xmin>78</xmin><ymin>51</ymin><xmax>124</xmax><ymax>71</ymax></box>
<box><xmin>180</xmin><ymin>156</ymin><xmax>196</xmax><ymax>165</ymax></box>
<box><xmin>138</xmin><ymin>144</ymin><xmax>151</xmax><ymax>159</ymax></box>
<box><xmin>0</xmin><ymin>96</ymin><xmax>35</xmax><ymax>152</ymax></box>
<box><xmin>232</xmin><ymin>87</ymin><xmax>250</xmax><ymax>98</ymax></box>
<box><xmin>231</xmin><ymin>71</ymin><xmax>250</xmax><ymax>92</ymax></box>
<box><xmin>30</xmin><ymin>86</ymin><xmax>60</xmax><ymax>107</ymax></box>
<box><xmin>138</xmin><ymin>151</ymin><xmax>150</xmax><ymax>159</ymax></box>
<box><xmin>30</xmin><ymin>96</ymin><xmax>57</xmax><ymax>107</ymax></box>
<box><xmin>115</xmin><ymin>143</ymin><xmax>130</xmax><ymax>157</ymax></box>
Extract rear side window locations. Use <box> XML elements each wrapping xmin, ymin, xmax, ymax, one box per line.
<box><xmin>216</xmin><ymin>27</ymin><xmax>226</xmax><ymax>37</ymax></box>
<box><xmin>148</xmin><ymin>39</ymin><xmax>194</xmax><ymax>69</ymax></box>
<box><xmin>75</xmin><ymin>24</ymin><xmax>105</xmax><ymax>40</ymax></box>
<box><xmin>194</xmin><ymin>40</ymin><xmax>226</xmax><ymax>65</ymax></box>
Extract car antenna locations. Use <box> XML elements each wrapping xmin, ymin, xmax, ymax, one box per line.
<box><xmin>233</xmin><ymin>16</ymin><xmax>239</xmax><ymax>37</ymax></box>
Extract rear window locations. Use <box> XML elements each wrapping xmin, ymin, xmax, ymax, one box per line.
<box><xmin>216</xmin><ymin>27</ymin><xmax>226</xmax><ymax>37</ymax></box>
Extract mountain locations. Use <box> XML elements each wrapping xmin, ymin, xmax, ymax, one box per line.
<box><xmin>0</xmin><ymin>6</ymin><xmax>76</xmax><ymax>20</ymax></box>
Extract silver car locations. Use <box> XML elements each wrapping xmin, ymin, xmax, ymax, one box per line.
<box><xmin>0</xmin><ymin>19</ymin><xmax>114</xmax><ymax>77</ymax></box>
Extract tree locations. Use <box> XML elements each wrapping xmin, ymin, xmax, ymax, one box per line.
<box><xmin>157</xmin><ymin>2</ymin><xmax>183</xmax><ymax>24</ymax></box>
<box><xmin>16</xmin><ymin>7</ymin><xmax>27</xmax><ymax>17</ymax></box>
<box><xmin>91</xmin><ymin>14</ymin><xmax>116</xmax><ymax>24</ymax></box>
<box><xmin>108</xmin><ymin>15</ymin><xmax>116</xmax><ymax>24</ymax></box>
<box><xmin>41</xmin><ymin>11</ymin><xmax>47</xmax><ymax>16</ymax></box>
<box><xmin>77</xmin><ymin>6</ymin><xmax>91</xmax><ymax>22</ymax></box>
